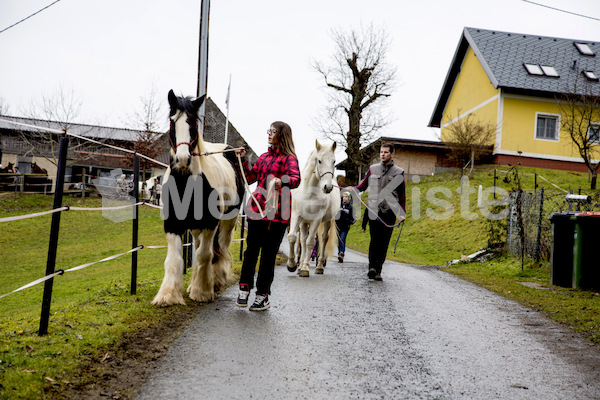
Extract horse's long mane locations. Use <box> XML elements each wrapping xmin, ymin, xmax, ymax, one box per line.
<box><xmin>300</xmin><ymin>149</ymin><xmax>317</xmax><ymax>188</ymax></box>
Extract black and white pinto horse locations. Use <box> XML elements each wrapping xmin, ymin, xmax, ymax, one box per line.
<box><xmin>287</xmin><ymin>140</ymin><xmax>340</xmax><ymax>277</ymax></box>
<box><xmin>152</xmin><ymin>90</ymin><xmax>244</xmax><ymax>306</ymax></box>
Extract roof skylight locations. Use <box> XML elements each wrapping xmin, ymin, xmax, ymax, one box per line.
<box><xmin>583</xmin><ymin>70</ymin><xmax>599</xmax><ymax>81</ymax></box>
<box><xmin>540</xmin><ymin>66</ymin><xmax>559</xmax><ymax>77</ymax></box>
<box><xmin>575</xmin><ymin>42</ymin><xmax>595</xmax><ymax>56</ymax></box>
<box><xmin>524</xmin><ymin>63</ymin><xmax>559</xmax><ymax>77</ymax></box>
<box><xmin>524</xmin><ymin>63</ymin><xmax>543</xmax><ymax>75</ymax></box>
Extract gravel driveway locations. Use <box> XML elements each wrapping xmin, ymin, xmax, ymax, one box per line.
<box><xmin>135</xmin><ymin>241</ymin><xmax>600</xmax><ymax>399</ymax></box>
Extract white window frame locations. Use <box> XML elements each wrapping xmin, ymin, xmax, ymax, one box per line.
<box><xmin>534</xmin><ymin>112</ymin><xmax>560</xmax><ymax>142</ymax></box>
<box><xmin>588</xmin><ymin>122</ymin><xmax>600</xmax><ymax>144</ymax></box>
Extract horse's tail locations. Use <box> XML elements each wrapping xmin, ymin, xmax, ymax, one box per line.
<box><xmin>319</xmin><ymin>218</ymin><xmax>338</xmax><ymax>261</ymax></box>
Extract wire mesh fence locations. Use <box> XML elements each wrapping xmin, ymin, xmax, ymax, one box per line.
<box><xmin>506</xmin><ymin>188</ymin><xmax>600</xmax><ymax>261</ymax></box>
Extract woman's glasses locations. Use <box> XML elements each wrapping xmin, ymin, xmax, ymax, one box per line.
<box><xmin>267</xmin><ymin>129</ymin><xmax>277</xmax><ymax>135</ymax></box>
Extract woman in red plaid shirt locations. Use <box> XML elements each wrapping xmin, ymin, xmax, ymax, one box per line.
<box><xmin>235</xmin><ymin>121</ymin><xmax>301</xmax><ymax>311</ymax></box>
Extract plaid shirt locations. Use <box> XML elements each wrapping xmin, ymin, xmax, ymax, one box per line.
<box><xmin>242</xmin><ymin>146</ymin><xmax>301</xmax><ymax>224</ymax></box>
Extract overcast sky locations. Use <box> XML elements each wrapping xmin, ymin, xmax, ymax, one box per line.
<box><xmin>1</xmin><ymin>0</ymin><xmax>600</xmax><ymax>168</ymax></box>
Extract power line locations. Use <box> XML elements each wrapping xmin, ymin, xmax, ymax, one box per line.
<box><xmin>522</xmin><ymin>0</ymin><xmax>600</xmax><ymax>22</ymax></box>
<box><xmin>0</xmin><ymin>0</ymin><xmax>64</xmax><ymax>35</ymax></box>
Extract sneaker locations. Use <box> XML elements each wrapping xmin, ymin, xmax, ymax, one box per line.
<box><xmin>368</xmin><ymin>268</ymin><xmax>376</xmax><ymax>280</ymax></box>
<box><xmin>236</xmin><ymin>283</ymin><xmax>250</xmax><ymax>307</ymax></box>
<box><xmin>249</xmin><ymin>293</ymin><xmax>270</xmax><ymax>311</ymax></box>
<box><xmin>374</xmin><ymin>273</ymin><xmax>383</xmax><ymax>281</ymax></box>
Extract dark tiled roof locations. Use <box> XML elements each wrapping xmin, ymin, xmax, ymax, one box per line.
<box><xmin>429</xmin><ymin>27</ymin><xmax>600</xmax><ymax>127</ymax></box>
<box><xmin>466</xmin><ymin>27</ymin><xmax>600</xmax><ymax>93</ymax></box>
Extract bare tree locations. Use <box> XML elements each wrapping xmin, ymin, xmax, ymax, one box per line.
<box><xmin>19</xmin><ymin>84</ymin><xmax>94</xmax><ymax>166</ymax></box>
<box><xmin>124</xmin><ymin>84</ymin><xmax>168</xmax><ymax>181</ymax></box>
<box><xmin>439</xmin><ymin>110</ymin><xmax>496</xmax><ymax>171</ymax></box>
<box><xmin>0</xmin><ymin>96</ymin><xmax>9</xmax><ymax>115</ymax></box>
<box><xmin>556</xmin><ymin>77</ymin><xmax>600</xmax><ymax>189</ymax></box>
<box><xmin>312</xmin><ymin>23</ymin><xmax>397</xmax><ymax>185</ymax></box>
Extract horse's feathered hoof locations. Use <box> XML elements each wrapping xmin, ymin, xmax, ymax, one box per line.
<box><xmin>287</xmin><ymin>264</ymin><xmax>297</xmax><ymax>272</ymax></box>
<box><xmin>151</xmin><ymin>293</ymin><xmax>186</xmax><ymax>307</ymax></box>
<box><xmin>315</xmin><ymin>266</ymin><xmax>324</xmax><ymax>274</ymax></box>
<box><xmin>298</xmin><ymin>269</ymin><xmax>309</xmax><ymax>277</ymax></box>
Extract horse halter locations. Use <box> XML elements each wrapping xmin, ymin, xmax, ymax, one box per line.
<box><xmin>315</xmin><ymin>160</ymin><xmax>334</xmax><ymax>180</ymax></box>
<box><xmin>169</xmin><ymin>118</ymin><xmax>199</xmax><ymax>152</ymax></box>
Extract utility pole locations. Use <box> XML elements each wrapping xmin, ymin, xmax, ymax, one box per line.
<box><xmin>196</xmin><ymin>0</ymin><xmax>210</xmax><ymax>104</ymax></box>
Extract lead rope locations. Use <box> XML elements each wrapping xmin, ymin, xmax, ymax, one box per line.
<box><xmin>236</xmin><ymin>152</ymin><xmax>266</xmax><ymax>219</ymax></box>
<box><xmin>333</xmin><ymin>183</ymin><xmax>405</xmax><ymax>252</ymax></box>
<box><xmin>265</xmin><ymin>179</ymin><xmax>278</xmax><ymax>217</ymax></box>
<box><xmin>190</xmin><ymin>145</ymin><xmax>266</xmax><ymax>218</ymax></box>
<box><xmin>334</xmin><ymin>184</ymin><xmax>403</xmax><ymax>229</ymax></box>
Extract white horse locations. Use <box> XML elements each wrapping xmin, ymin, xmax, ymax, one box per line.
<box><xmin>287</xmin><ymin>140</ymin><xmax>340</xmax><ymax>277</ymax></box>
<box><xmin>152</xmin><ymin>90</ymin><xmax>243</xmax><ymax>306</ymax></box>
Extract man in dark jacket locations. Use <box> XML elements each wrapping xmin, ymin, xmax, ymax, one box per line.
<box><xmin>355</xmin><ymin>143</ymin><xmax>406</xmax><ymax>281</ymax></box>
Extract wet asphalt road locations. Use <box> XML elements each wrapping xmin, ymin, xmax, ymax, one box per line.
<box><xmin>135</xmin><ymin>242</ymin><xmax>600</xmax><ymax>399</ymax></box>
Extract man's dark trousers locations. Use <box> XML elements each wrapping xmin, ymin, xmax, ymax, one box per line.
<box><xmin>367</xmin><ymin>211</ymin><xmax>396</xmax><ymax>273</ymax></box>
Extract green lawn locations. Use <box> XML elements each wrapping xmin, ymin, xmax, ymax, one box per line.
<box><xmin>0</xmin><ymin>194</ymin><xmax>244</xmax><ymax>398</ymax></box>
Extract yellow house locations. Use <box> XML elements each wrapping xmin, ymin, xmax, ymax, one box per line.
<box><xmin>429</xmin><ymin>27</ymin><xmax>600</xmax><ymax>172</ymax></box>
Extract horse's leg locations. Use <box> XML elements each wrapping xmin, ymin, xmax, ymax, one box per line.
<box><xmin>316</xmin><ymin>221</ymin><xmax>328</xmax><ymax>274</ymax></box>
<box><xmin>187</xmin><ymin>228</ymin><xmax>218</xmax><ymax>302</ymax></box>
<box><xmin>212</xmin><ymin>218</ymin><xmax>235</xmax><ymax>291</ymax></box>
<box><xmin>299</xmin><ymin>221</ymin><xmax>319</xmax><ymax>277</ymax></box>
<box><xmin>316</xmin><ymin>217</ymin><xmax>337</xmax><ymax>273</ymax></box>
<box><xmin>296</xmin><ymin>221</ymin><xmax>308</xmax><ymax>276</ymax></box>
<box><xmin>287</xmin><ymin>214</ymin><xmax>300</xmax><ymax>272</ymax></box>
<box><xmin>152</xmin><ymin>233</ymin><xmax>185</xmax><ymax>306</ymax></box>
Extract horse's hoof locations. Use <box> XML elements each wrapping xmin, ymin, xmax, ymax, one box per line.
<box><xmin>151</xmin><ymin>293</ymin><xmax>185</xmax><ymax>307</ymax></box>
<box><xmin>298</xmin><ymin>269</ymin><xmax>309</xmax><ymax>277</ymax></box>
<box><xmin>287</xmin><ymin>265</ymin><xmax>297</xmax><ymax>272</ymax></box>
<box><xmin>315</xmin><ymin>267</ymin><xmax>324</xmax><ymax>274</ymax></box>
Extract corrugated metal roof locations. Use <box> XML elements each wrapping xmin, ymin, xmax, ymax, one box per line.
<box><xmin>0</xmin><ymin>115</ymin><xmax>146</xmax><ymax>141</ymax></box>
<box><xmin>429</xmin><ymin>27</ymin><xmax>600</xmax><ymax>127</ymax></box>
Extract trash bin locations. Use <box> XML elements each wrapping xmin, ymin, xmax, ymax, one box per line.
<box><xmin>549</xmin><ymin>211</ymin><xmax>579</xmax><ymax>287</ymax></box>
<box><xmin>572</xmin><ymin>212</ymin><xmax>600</xmax><ymax>290</ymax></box>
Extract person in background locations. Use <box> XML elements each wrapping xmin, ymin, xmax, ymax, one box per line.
<box><xmin>354</xmin><ymin>143</ymin><xmax>406</xmax><ymax>281</ymax></box>
<box><xmin>336</xmin><ymin>191</ymin><xmax>355</xmax><ymax>263</ymax></box>
<box><xmin>154</xmin><ymin>176</ymin><xmax>162</xmax><ymax>205</ymax></box>
<box><xmin>235</xmin><ymin>121</ymin><xmax>301</xmax><ymax>311</ymax></box>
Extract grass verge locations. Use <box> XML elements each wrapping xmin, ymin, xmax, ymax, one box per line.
<box><xmin>0</xmin><ymin>194</ymin><xmax>243</xmax><ymax>399</ymax></box>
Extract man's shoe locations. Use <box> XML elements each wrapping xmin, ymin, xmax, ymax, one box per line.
<box><xmin>368</xmin><ymin>268</ymin><xmax>376</xmax><ymax>280</ymax></box>
<box><xmin>374</xmin><ymin>273</ymin><xmax>383</xmax><ymax>281</ymax></box>
<box><xmin>236</xmin><ymin>283</ymin><xmax>250</xmax><ymax>307</ymax></box>
<box><xmin>338</xmin><ymin>252</ymin><xmax>344</xmax><ymax>263</ymax></box>
<box><xmin>249</xmin><ymin>293</ymin><xmax>270</xmax><ymax>311</ymax></box>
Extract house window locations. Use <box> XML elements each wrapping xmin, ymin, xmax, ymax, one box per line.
<box><xmin>583</xmin><ymin>70</ymin><xmax>599</xmax><ymax>81</ymax></box>
<box><xmin>535</xmin><ymin>114</ymin><xmax>559</xmax><ymax>141</ymax></box>
<box><xmin>574</xmin><ymin>42</ymin><xmax>595</xmax><ymax>56</ymax></box>
<box><xmin>588</xmin><ymin>123</ymin><xmax>600</xmax><ymax>143</ymax></box>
